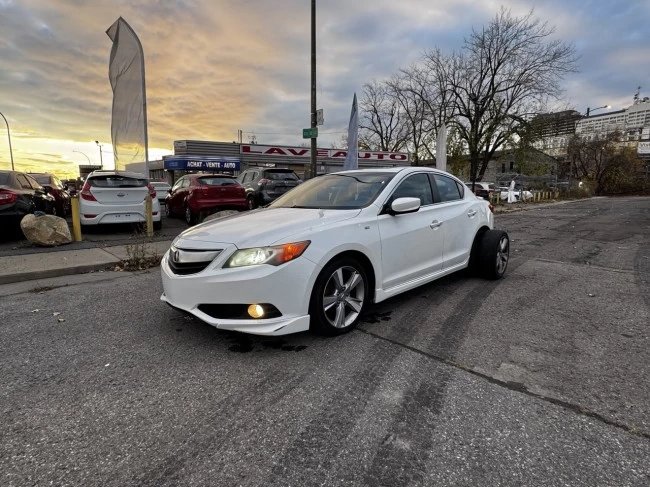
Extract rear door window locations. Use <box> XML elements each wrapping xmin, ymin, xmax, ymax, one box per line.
<box><xmin>432</xmin><ymin>174</ymin><xmax>462</xmax><ymax>202</ymax></box>
<box><xmin>87</xmin><ymin>175</ymin><xmax>147</xmax><ymax>188</ymax></box>
<box><xmin>198</xmin><ymin>176</ymin><xmax>238</xmax><ymax>186</ymax></box>
<box><xmin>25</xmin><ymin>175</ymin><xmax>43</xmax><ymax>190</ymax></box>
<box><xmin>16</xmin><ymin>174</ymin><xmax>32</xmax><ymax>189</ymax></box>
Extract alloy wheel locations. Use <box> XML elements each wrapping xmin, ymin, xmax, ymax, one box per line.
<box><xmin>496</xmin><ymin>235</ymin><xmax>509</xmax><ymax>275</ymax></box>
<box><xmin>322</xmin><ymin>266</ymin><xmax>365</xmax><ymax>328</ymax></box>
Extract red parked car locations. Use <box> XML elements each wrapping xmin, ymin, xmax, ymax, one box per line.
<box><xmin>165</xmin><ymin>174</ymin><xmax>248</xmax><ymax>225</ymax></box>
<box><xmin>29</xmin><ymin>172</ymin><xmax>71</xmax><ymax>216</ymax></box>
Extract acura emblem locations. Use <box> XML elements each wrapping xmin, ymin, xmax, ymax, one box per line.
<box><xmin>117</xmin><ymin>192</ymin><xmax>126</xmax><ymax>197</ymax></box>
<box><xmin>172</xmin><ymin>250</ymin><xmax>180</xmax><ymax>263</ymax></box>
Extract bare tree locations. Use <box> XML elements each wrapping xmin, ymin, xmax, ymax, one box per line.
<box><xmin>423</xmin><ymin>8</ymin><xmax>578</xmax><ymax>185</ymax></box>
<box><xmin>359</xmin><ymin>80</ymin><xmax>410</xmax><ymax>152</ymax></box>
<box><xmin>567</xmin><ymin>132</ymin><xmax>644</xmax><ymax>194</ymax></box>
<box><xmin>386</xmin><ymin>67</ymin><xmax>438</xmax><ymax>165</ymax></box>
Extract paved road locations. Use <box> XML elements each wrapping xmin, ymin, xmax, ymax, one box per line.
<box><xmin>1</xmin><ymin>197</ymin><xmax>649</xmax><ymax>486</ymax></box>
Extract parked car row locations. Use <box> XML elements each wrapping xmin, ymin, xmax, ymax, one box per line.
<box><xmin>1</xmin><ymin>170</ymin><xmax>58</xmax><ymax>231</ymax></box>
<box><xmin>465</xmin><ymin>181</ymin><xmax>533</xmax><ymax>202</ymax></box>
<box><xmin>164</xmin><ymin>168</ymin><xmax>303</xmax><ymax>224</ymax></box>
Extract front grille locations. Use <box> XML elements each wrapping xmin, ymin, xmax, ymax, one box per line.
<box><xmin>198</xmin><ymin>303</ymin><xmax>282</xmax><ymax>320</ymax></box>
<box><xmin>168</xmin><ymin>247</ymin><xmax>222</xmax><ymax>276</ymax></box>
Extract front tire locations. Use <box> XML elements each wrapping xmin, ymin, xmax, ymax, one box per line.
<box><xmin>310</xmin><ymin>258</ymin><xmax>368</xmax><ymax>335</ymax></box>
<box><xmin>479</xmin><ymin>229</ymin><xmax>509</xmax><ymax>280</ymax></box>
<box><xmin>185</xmin><ymin>205</ymin><xmax>195</xmax><ymax>225</ymax></box>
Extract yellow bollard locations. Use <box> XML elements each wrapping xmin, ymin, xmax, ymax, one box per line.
<box><xmin>70</xmin><ymin>195</ymin><xmax>82</xmax><ymax>242</ymax></box>
<box><xmin>145</xmin><ymin>195</ymin><xmax>153</xmax><ymax>237</ymax></box>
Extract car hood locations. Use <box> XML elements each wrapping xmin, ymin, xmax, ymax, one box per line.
<box><xmin>176</xmin><ymin>207</ymin><xmax>361</xmax><ymax>248</ymax></box>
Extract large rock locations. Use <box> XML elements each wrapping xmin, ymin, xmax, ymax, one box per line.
<box><xmin>20</xmin><ymin>214</ymin><xmax>72</xmax><ymax>247</ymax></box>
<box><xmin>202</xmin><ymin>210</ymin><xmax>241</xmax><ymax>223</ymax></box>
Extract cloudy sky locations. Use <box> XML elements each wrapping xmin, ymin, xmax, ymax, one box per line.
<box><xmin>0</xmin><ymin>0</ymin><xmax>649</xmax><ymax>177</ymax></box>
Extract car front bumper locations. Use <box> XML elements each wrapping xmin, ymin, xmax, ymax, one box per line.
<box><xmin>160</xmin><ymin>246</ymin><xmax>318</xmax><ymax>336</ymax></box>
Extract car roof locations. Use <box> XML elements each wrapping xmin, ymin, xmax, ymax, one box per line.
<box><xmin>88</xmin><ymin>170</ymin><xmax>146</xmax><ymax>179</ymax></box>
<box><xmin>332</xmin><ymin>167</ymin><xmax>460</xmax><ymax>178</ymax></box>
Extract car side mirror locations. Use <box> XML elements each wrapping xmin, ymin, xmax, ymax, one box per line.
<box><xmin>389</xmin><ymin>197</ymin><xmax>421</xmax><ymax>215</ymax></box>
<box><xmin>167</xmin><ymin>189</ymin><xmax>173</xmax><ymax>194</ymax></box>
<box><xmin>41</xmin><ymin>186</ymin><xmax>49</xmax><ymax>194</ymax></box>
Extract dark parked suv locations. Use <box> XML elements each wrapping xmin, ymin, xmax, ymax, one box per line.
<box><xmin>237</xmin><ymin>168</ymin><xmax>301</xmax><ymax>209</ymax></box>
<box><xmin>0</xmin><ymin>170</ymin><xmax>56</xmax><ymax>230</ymax></box>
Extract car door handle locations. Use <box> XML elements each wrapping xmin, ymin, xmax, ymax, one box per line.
<box><xmin>467</xmin><ymin>210</ymin><xmax>477</xmax><ymax>217</ymax></box>
<box><xmin>430</xmin><ymin>220</ymin><xmax>443</xmax><ymax>229</ymax></box>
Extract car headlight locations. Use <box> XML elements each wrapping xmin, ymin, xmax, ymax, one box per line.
<box><xmin>224</xmin><ymin>241</ymin><xmax>310</xmax><ymax>268</ymax></box>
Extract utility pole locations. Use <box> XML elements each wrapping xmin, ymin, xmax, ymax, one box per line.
<box><xmin>310</xmin><ymin>0</ymin><xmax>317</xmax><ymax>178</ymax></box>
<box><xmin>0</xmin><ymin>111</ymin><xmax>14</xmax><ymax>171</ymax></box>
<box><xmin>95</xmin><ymin>141</ymin><xmax>104</xmax><ymax>169</ymax></box>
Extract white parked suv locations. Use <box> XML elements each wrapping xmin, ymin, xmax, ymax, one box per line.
<box><xmin>79</xmin><ymin>171</ymin><xmax>162</xmax><ymax>230</ymax></box>
<box><xmin>161</xmin><ymin>167</ymin><xmax>509</xmax><ymax>336</ymax></box>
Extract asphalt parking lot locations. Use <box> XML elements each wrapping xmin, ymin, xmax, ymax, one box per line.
<box><xmin>0</xmin><ymin>197</ymin><xmax>648</xmax><ymax>486</ymax></box>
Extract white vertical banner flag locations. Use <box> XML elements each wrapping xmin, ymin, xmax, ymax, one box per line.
<box><xmin>436</xmin><ymin>123</ymin><xmax>447</xmax><ymax>171</ymax></box>
<box><xmin>343</xmin><ymin>93</ymin><xmax>358</xmax><ymax>170</ymax></box>
<box><xmin>106</xmin><ymin>17</ymin><xmax>149</xmax><ymax>172</ymax></box>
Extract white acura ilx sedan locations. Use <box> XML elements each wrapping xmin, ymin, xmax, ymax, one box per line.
<box><xmin>161</xmin><ymin>167</ymin><xmax>509</xmax><ymax>336</ymax></box>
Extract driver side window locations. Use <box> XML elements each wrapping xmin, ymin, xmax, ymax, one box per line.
<box><xmin>391</xmin><ymin>173</ymin><xmax>434</xmax><ymax>206</ymax></box>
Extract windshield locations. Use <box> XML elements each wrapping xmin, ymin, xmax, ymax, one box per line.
<box><xmin>33</xmin><ymin>175</ymin><xmax>51</xmax><ymax>185</ymax></box>
<box><xmin>264</xmin><ymin>170</ymin><xmax>299</xmax><ymax>181</ymax></box>
<box><xmin>0</xmin><ymin>173</ymin><xmax>11</xmax><ymax>186</ymax></box>
<box><xmin>270</xmin><ymin>172</ymin><xmax>395</xmax><ymax>210</ymax></box>
<box><xmin>87</xmin><ymin>175</ymin><xmax>147</xmax><ymax>188</ymax></box>
<box><xmin>198</xmin><ymin>176</ymin><xmax>238</xmax><ymax>186</ymax></box>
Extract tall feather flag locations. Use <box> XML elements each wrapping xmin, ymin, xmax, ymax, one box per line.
<box><xmin>435</xmin><ymin>123</ymin><xmax>447</xmax><ymax>172</ymax></box>
<box><xmin>343</xmin><ymin>93</ymin><xmax>358</xmax><ymax>170</ymax></box>
<box><xmin>106</xmin><ymin>17</ymin><xmax>149</xmax><ymax>173</ymax></box>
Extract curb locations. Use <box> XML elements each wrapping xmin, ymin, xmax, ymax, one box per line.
<box><xmin>0</xmin><ymin>261</ymin><xmax>119</xmax><ymax>285</ymax></box>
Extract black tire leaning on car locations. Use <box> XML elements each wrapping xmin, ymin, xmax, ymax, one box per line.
<box><xmin>309</xmin><ymin>257</ymin><xmax>369</xmax><ymax>335</ymax></box>
<box><xmin>153</xmin><ymin>220</ymin><xmax>162</xmax><ymax>231</ymax></box>
<box><xmin>247</xmin><ymin>195</ymin><xmax>257</xmax><ymax>210</ymax></box>
<box><xmin>478</xmin><ymin>229</ymin><xmax>510</xmax><ymax>280</ymax></box>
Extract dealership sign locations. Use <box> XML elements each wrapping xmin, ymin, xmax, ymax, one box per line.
<box><xmin>638</xmin><ymin>141</ymin><xmax>650</xmax><ymax>155</ymax></box>
<box><xmin>240</xmin><ymin>144</ymin><xmax>409</xmax><ymax>162</ymax></box>
<box><xmin>163</xmin><ymin>156</ymin><xmax>240</xmax><ymax>171</ymax></box>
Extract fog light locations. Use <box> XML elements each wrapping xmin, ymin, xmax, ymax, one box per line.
<box><xmin>248</xmin><ymin>304</ymin><xmax>265</xmax><ymax>319</ymax></box>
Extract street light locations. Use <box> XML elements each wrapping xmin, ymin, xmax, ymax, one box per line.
<box><xmin>72</xmin><ymin>150</ymin><xmax>91</xmax><ymax>164</ymax></box>
<box><xmin>95</xmin><ymin>140</ymin><xmax>103</xmax><ymax>169</ymax></box>
<box><xmin>0</xmin><ymin>111</ymin><xmax>14</xmax><ymax>171</ymax></box>
<box><xmin>585</xmin><ymin>105</ymin><xmax>610</xmax><ymax>117</ymax></box>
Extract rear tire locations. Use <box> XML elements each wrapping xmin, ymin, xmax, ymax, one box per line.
<box><xmin>309</xmin><ymin>258</ymin><xmax>368</xmax><ymax>336</ymax></box>
<box><xmin>247</xmin><ymin>195</ymin><xmax>257</xmax><ymax>210</ymax></box>
<box><xmin>479</xmin><ymin>229</ymin><xmax>509</xmax><ymax>280</ymax></box>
